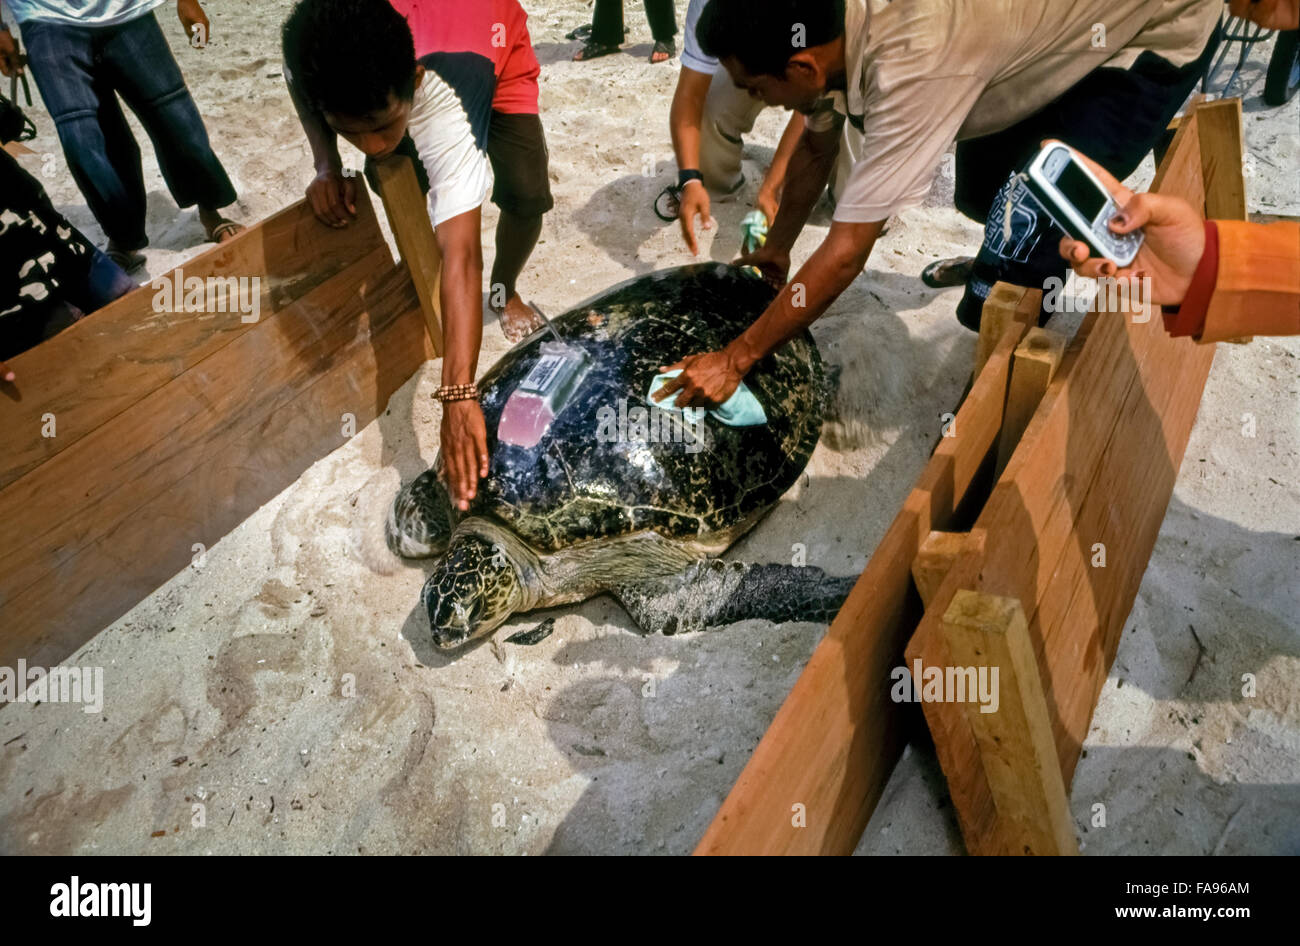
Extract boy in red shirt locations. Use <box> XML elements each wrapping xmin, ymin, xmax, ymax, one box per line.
<box><xmin>283</xmin><ymin>0</ymin><xmax>553</xmax><ymax>512</ymax></box>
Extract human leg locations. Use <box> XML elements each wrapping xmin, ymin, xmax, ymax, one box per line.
<box><xmin>101</xmin><ymin>12</ymin><xmax>238</xmax><ymax>232</ymax></box>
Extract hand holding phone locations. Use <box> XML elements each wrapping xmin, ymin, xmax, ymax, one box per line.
<box><xmin>1045</xmin><ymin>142</ymin><xmax>1208</xmax><ymax>307</ymax></box>
<box><xmin>1025</xmin><ymin>141</ymin><xmax>1145</xmax><ymax>266</ymax></box>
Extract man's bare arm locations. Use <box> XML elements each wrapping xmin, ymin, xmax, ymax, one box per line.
<box><xmin>433</xmin><ymin>208</ymin><xmax>484</xmax><ymax>387</ymax></box>
<box><xmin>732</xmin><ymin>218</ymin><xmax>883</xmax><ymax>369</ymax></box>
<box><xmin>284</xmin><ymin>66</ymin><xmax>342</xmax><ymax>175</ymax></box>
<box><xmin>669</xmin><ymin>67</ymin><xmax>714</xmax><ymax>255</ymax></box>
<box><xmin>433</xmin><ymin>207</ymin><xmax>489</xmax><ymax>509</ymax></box>
<box><xmin>285</xmin><ymin>65</ymin><xmax>358</xmax><ymax>226</ymax></box>
<box><xmin>764</xmin><ymin>117</ymin><xmax>843</xmax><ymax>256</ymax></box>
<box><xmin>668</xmin><ymin>67</ymin><xmax>712</xmax><ymax>173</ymax></box>
<box><xmin>656</xmin><ymin>218</ymin><xmax>885</xmax><ymax>408</ymax></box>
<box><xmin>756</xmin><ymin>112</ymin><xmax>806</xmax><ymax>223</ymax></box>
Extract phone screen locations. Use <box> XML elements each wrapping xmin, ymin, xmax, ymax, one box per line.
<box><xmin>1055</xmin><ymin>159</ymin><xmax>1107</xmax><ymax>222</ymax></box>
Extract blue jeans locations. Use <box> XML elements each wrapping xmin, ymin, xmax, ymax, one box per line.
<box><xmin>20</xmin><ymin>12</ymin><xmax>236</xmax><ymax>250</ymax></box>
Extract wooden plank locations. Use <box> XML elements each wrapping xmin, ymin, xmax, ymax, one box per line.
<box><xmin>905</xmin><ymin>104</ymin><xmax>1219</xmax><ymax>853</ymax></box>
<box><xmin>374</xmin><ymin>154</ymin><xmax>445</xmax><ymax>356</ymax></box>
<box><xmin>995</xmin><ymin>327</ymin><xmax>1066</xmax><ymax>476</ymax></box>
<box><xmin>694</xmin><ymin>286</ymin><xmax>1039</xmax><ymax>855</ymax></box>
<box><xmin>0</xmin><ymin>245</ymin><xmax>396</xmax><ymax>610</ymax></box>
<box><xmin>1157</xmin><ymin>93</ymin><xmax>1206</xmax><ymax>165</ymax></box>
<box><xmin>0</xmin><ymin>190</ymin><xmax>389</xmax><ymax>491</ymax></box>
<box><xmin>974</xmin><ymin>282</ymin><xmax>1034</xmax><ymax>378</ymax></box>
<box><xmin>911</xmin><ymin>531</ymin><xmax>969</xmax><ymax>608</ymax></box>
<box><xmin>1197</xmin><ymin>97</ymin><xmax>1247</xmax><ymax>221</ymax></box>
<box><xmin>939</xmin><ymin>590</ymin><xmax>1078</xmax><ymax>856</ymax></box>
<box><xmin>0</xmin><ymin>202</ymin><xmax>431</xmax><ymax>668</ymax></box>
<box><xmin>1196</xmin><ymin>97</ymin><xmax>1252</xmax><ymax>343</ymax></box>
<box><xmin>2</xmin><ymin>268</ymin><xmax>429</xmax><ymax>668</ymax></box>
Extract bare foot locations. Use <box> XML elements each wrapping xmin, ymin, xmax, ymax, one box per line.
<box><xmin>494</xmin><ymin>293</ymin><xmax>545</xmax><ymax>344</ymax></box>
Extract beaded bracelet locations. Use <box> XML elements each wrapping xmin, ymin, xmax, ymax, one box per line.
<box><xmin>435</xmin><ymin>382</ymin><xmax>478</xmax><ymax>402</ymax></box>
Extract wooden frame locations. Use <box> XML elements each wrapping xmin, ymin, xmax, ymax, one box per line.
<box><xmin>0</xmin><ymin>185</ymin><xmax>436</xmax><ymax>669</ymax></box>
<box><xmin>696</xmin><ymin>98</ymin><xmax>1243</xmax><ymax>855</ymax></box>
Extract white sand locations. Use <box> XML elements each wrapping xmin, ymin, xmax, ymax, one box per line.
<box><xmin>0</xmin><ymin>1</ymin><xmax>1296</xmax><ymax>855</ymax></box>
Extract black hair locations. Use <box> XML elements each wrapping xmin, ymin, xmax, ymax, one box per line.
<box><xmin>697</xmin><ymin>0</ymin><xmax>846</xmax><ymax>77</ymax></box>
<box><xmin>282</xmin><ymin>0</ymin><xmax>417</xmax><ymax>117</ymax></box>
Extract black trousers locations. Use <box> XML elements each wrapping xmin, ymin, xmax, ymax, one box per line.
<box><xmin>954</xmin><ymin>26</ymin><xmax>1221</xmax><ymax>329</ymax></box>
<box><xmin>593</xmin><ymin>0</ymin><xmax>677</xmax><ymax>45</ymax></box>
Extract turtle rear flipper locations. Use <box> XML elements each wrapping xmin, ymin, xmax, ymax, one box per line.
<box><xmin>612</xmin><ymin>560</ymin><xmax>854</xmax><ymax>636</ymax></box>
<box><xmin>386</xmin><ymin>468</ymin><xmax>454</xmax><ymax>559</ymax></box>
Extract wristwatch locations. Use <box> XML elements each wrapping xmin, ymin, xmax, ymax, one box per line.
<box><xmin>678</xmin><ymin>168</ymin><xmax>704</xmax><ymax>189</ymax></box>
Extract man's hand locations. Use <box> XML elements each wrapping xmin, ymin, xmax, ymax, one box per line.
<box><xmin>1229</xmin><ymin>0</ymin><xmax>1299</xmax><ymax>30</ymax></box>
<box><xmin>0</xmin><ymin>28</ymin><xmax>23</xmax><ymax>78</ymax></box>
<box><xmin>307</xmin><ymin>167</ymin><xmax>357</xmax><ymax>228</ymax></box>
<box><xmin>756</xmin><ymin>184</ymin><xmax>781</xmax><ymax>227</ymax></box>
<box><xmin>678</xmin><ymin>180</ymin><xmax>713</xmax><ymax>256</ymax></box>
<box><xmin>1053</xmin><ymin>144</ymin><xmax>1205</xmax><ymax>307</ymax></box>
<box><xmin>735</xmin><ymin>244</ymin><xmax>790</xmax><ymax>290</ymax></box>
<box><xmin>653</xmin><ymin>349</ymin><xmax>748</xmax><ymax>409</ymax></box>
<box><xmin>177</xmin><ymin>0</ymin><xmax>210</xmax><ymax>45</ymax></box>
<box><xmin>441</xmin><ymin>400</ymin><xmax>489</xmax><ymax>512</ymax></box>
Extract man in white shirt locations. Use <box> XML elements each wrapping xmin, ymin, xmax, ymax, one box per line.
<box><xmin>670</xmin><ymin>0</ymin><xmax>861</xmax><ymax>255</ymax></box>
<box><xmin>652</xmin><ymin>0</ymin><xmax>1221</xmax><ymax>410</ymax></box>
<box><xmin>0</xmin><ymin>0</ymin><xmax>242</xmax><ymax>270</ymax></box>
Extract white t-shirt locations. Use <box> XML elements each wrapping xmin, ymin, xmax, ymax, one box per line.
<box><xmin>405</xmin><ymin>69</ymin><xmax>491</xmax><ymax>227</ymax></box>
<box><xmin>811</xmin><ymin>0</ymin><xmax>1221</xmax><ymax>224</ymax></box>
<box><xmin>2</xmin><ymin>0</ymin><xmax>164</xmax><ymax>27</ymax></box>
<box><xmin>681</xmin><ymin>0</ymin><xmax>716</xmax><ymax>75</ymax></box>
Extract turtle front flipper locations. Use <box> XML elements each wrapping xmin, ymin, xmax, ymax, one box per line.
<box><xmin>611</xmin><ymin>560</ymin><xmax>855</xmax><ymax>636</ymax></box>
<box><xmin>386</xmin><ymin>468</ymin><xmax>454</xmax><ymax>559</ymax></box>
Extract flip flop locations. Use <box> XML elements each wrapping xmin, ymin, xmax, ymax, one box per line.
<box><xmin>573</xmin><ymin>40</ymin><xmax>621</xmax><ymax>62</ymax></box>
<box><xmin>650</xmin><ymin>40</ymin><xmax>675</xmax><ymax>63</ymax></box>
<box><xmin>206</xmin><ymin>220</ymin><xmax>244</xmax><ymax>243</ymax></box>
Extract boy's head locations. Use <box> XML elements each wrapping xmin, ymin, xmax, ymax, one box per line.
<box><xmin>282</xmin><ymin>0</ymin><xmax>421</xmax><ymax>159</ymax></box>
<box><xmin>697</xmin><ymin>0</ymin><xmax>846</xmax><ymax>113</ymax></box>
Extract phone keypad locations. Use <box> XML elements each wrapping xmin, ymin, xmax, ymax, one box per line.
<box><xmin>1091</xmin><ymin>200</ymin><xmax>1142</xmax><ymax>263</ymax></box>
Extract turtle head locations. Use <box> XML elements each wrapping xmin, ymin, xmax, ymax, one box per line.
<box><xmin>421</xmin><ymin>534</ymin><xmax>522</xmax><ymax>649</ymax></box>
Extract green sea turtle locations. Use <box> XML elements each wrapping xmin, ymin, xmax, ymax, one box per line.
<box><xmin>387</xmin><ymin>263</ymin><xmax>853</xmax><ymax>650</ymax></box>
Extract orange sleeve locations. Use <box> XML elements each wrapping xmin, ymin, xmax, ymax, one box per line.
<box><xmin>1198</xmin><ymin>220</ymin><xmax>1300</xmax><ymax>343</ymax></box>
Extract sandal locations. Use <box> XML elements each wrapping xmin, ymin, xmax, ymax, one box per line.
<box><xmin>565</xmin><ymin>23</ymin><xmax>628</xmax><ymax>41</ymax></box>
<box><xmin>105</xmin><ymin>246</ymin><xmax>146</xmax><ymax>273</ymax></box>
<box><xmin>573</xmin><ymin>40</ymin><xmax>621</xmax><ymax>61</ymax></box>
<box><xmin>206</xmin><ymin>220</ymin><xmax>244</xmax><ymax>243</ymax></box>
<box><xmin>650</xmin><ymin>40</ymin><xmax>675</xmax><ymax>64</ymax></box>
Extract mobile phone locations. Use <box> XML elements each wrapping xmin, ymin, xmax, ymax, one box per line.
<box><xmin>1023</xmin><ymin>143</ymin><xmax>1143</xmax><ymax>267</ymax></box>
